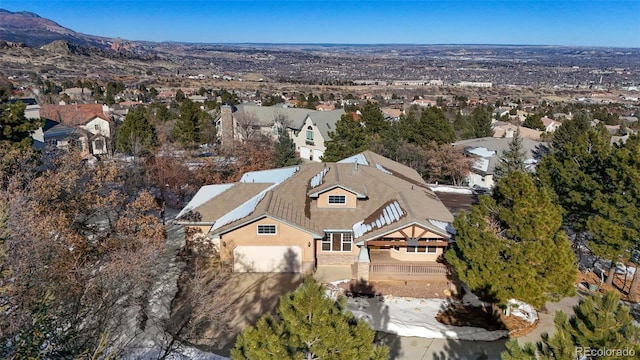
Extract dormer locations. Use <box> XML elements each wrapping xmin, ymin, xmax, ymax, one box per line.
<box><xmin>309</xmin><ymin>185</ymin><xmax>366</xmax><ymax>209</ymax></box>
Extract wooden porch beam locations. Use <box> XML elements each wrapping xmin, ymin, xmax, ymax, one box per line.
<box><xmin>366</xmin><ymin>240</ymin><xmax>449</xmax><ymax>247</ymax></box>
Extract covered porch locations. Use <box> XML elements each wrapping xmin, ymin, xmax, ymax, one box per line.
<box><xmin>367</xmin><ymin>250</ymin><xmax>450</xmax><ymax>281</ymax></box>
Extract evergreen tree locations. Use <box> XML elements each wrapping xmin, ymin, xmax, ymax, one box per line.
<box><xmin>359</xmin><ymin>101</ymin><xmax>389</xmax><ymax>136</ymax></box>
<box><xmin>322</xmin><ymin>113</ymin><xmax>371</xmax><ymax>162</ymax></box>
<box><xmin>502</xmin><ymin>292</ymin><xmax>640</xmax><ymax>360</ymax></box>
<box><xmin>445</xmin><ymin>172</ymin><xmax>575</xmax><ymax>309</ymax></box>
<box><xmin>0</xmin><ymin>102</ymin><xmax>42</xmax><ymax>149</ymax></box>
<box><xmin>587</xmin><ymin>136</ymin><xmax>640</xmax><ymax>289</ymax></box>
<box><xmin>537</xmin><ymin>113</ymin><xmax>640</xmax><ymax>287</ymax></box>
<box><xmin>418</xmin><ymin>106</ymin><xmax>456</xmax><ymax>146</ymax></box>
<box><xmin>116</xmin><ymin>106</ymin><xmax>158</xmax><ymax>156</ymax></box>
<box><xmin>273</xmin><ymin>130</ymin><xmax>299</xmax><ymax>168</ymax></box>
<box><xmin>231</xmin><ymin>277</ymin><xmax>389</xmax><ymax>360</ymax></box>
<box><xmin>175</xmin><ymin>89</ymin><xmax>186</xmax><ymax>102</ymax></box>
<box><xmin>522</xmin><ymin>113</ymin><xmax>545</xmax><ymax>131</ymax></box>
<box><xmin>171</xmin><ymin>99</ymin><xmax>214</xmax><ymax>149</ymax></box>
<box><xmin>494</xmin><ymin>129</ymin><xmax>526</xmax><ymax>181</ymax></box>
<box><xmin>463</xmin><ymin>106</ymin><xmax>494</xmax><ymax>139</ymax></box>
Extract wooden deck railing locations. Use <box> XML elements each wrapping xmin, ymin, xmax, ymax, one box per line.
<box><xmin>369</xmin><ymin>263</ymin><xmax>449</xmax><ymax>277</ymax></box>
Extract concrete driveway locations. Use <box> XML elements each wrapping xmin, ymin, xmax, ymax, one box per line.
<box><xmin>215</xmin><ymin>273</ymin><xmax>304</xmax><ymax>356</ymax></box>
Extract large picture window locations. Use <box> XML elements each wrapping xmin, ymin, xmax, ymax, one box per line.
<box><xmin>257</xmin><ymin>224</ymin><xmax>277</xmax><ymax>235</ymax></box>
<box><xmin>322</xmin><ymin>232</ymin><xmax>352</xmax><ymax>252</ymax></box>
<box><xmin>328</xmin><ymin>195</ymin><xmax>346</xmax><ymax>205</ymax></box>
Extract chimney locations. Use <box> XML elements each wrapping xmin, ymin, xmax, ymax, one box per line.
<box><xmin>220</xmin><ymin>105</ymin><xmax>234</xmax><ymax>150</ymax></box>
<box><xmin>505</xmin><ymin>128</ymin><xmax>514</xmax><ymax>138</ymax></box>
<box><xmin>354</xmin><ymin>161</ymin><xmax>358</xmax><ymax>172</ymax></box>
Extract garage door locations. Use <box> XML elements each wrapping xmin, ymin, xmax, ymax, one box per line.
<box><xmin>233</xmin><ymin>246</ymin><xmax>302</xmax><ymax>273</ymax></box>
<box><xmin>299</xmin><ymin>147</ymin><xmax>310</xmax><ymax>160</ymax></box>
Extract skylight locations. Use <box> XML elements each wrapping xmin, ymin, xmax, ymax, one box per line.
<box><xmin>309</xmin><ymin>167</ymin><xmax>329</xmax><ymax>188</ymax></box>
<box><xmin>352</xmin><ymin>200</ymin><xmax>404</xmax><ymax>238</ymax></box>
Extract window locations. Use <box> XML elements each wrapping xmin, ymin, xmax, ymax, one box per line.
<box><xmin>328</xmin><ymin>195</ymin><xmax>346</xmax><ymax>205</ymax></box>
<box><xmin>322</xmin><ymin>232</ymin><xmax>352</xmax><ymax>252</ymax></box>
<box><xmin>427</xmin><ymin>246</ymin><xmax>438</xmax><ymax>253</ymax></box>
<box><xmin>94</xmin><ymin>124</ymin><xmax>99</xmax><ymax>130</ymax></box>
<box><xmin>306</xmin><ymin>126</ymin><xmax>314</xmax><ymax>141</ymax></box>
<box><xmin>93</xmin><ymin>139</ymin><xmax>104</xmax><ymax>152</ymax></box>
<box><xmin>257</xmin><ymin>224</ymin><xmax>277</xmax><ymax>235</ymax></box>
<box><xmin>407</xmin><ymin>246</ymin><xmax>427</xmax><ymax>253</ymax></box>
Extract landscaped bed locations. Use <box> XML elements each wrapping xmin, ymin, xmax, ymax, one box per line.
<box><xmin>333</xmin><ymin>279</ymin><xmax>538</xmax><ymax>340</ymax></box>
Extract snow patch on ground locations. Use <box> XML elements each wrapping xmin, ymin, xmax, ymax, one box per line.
<box><xmin>508</xmin><ymin>299</ymin><xmax>538</xmax><ymax>324</ymax></box>
<box><xmin>346</xmin><ymin>296</ymin><xmax>509</xmax><ymax>341</ymax></box>
<box><xmin>429</xmin><ymin>186</ymin><xmax>474</xmax><ymax>194</ymax></box>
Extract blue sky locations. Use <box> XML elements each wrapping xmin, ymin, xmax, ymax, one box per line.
<box><xmin>2</xmin><ymin>1</ymin><xmax>639</xmax><ymax>47</ymax></box>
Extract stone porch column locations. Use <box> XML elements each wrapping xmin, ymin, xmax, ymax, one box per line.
<box><xmin>356</xmin><ymin>246</ymin><xmax>370</xmax><ymax>282</ymax></box>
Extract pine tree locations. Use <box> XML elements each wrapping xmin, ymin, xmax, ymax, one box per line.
<box><xmin>360</xmin><ymin>101</ymin><xmax>388</xmax><ymax>136</ymax></box>
<box><xmin>446</xmin><ymin>171</ymin><xmax>576</xmax><ymax>309</ymax></box>
<box><xmin>231</xmin><ymin>277</ymin><xmax>389</xmax><ymax>360</ymax></box>
<box><xmin>493</xmin><ymin>129</ymin><xmax>526</xmax><ymax>181</ymax></box>
<box><xmin>418</xmin><ymin>106</ymin><xmax>456</xmax><ymax>146</ymax></box>
<box><xmin>462</xmin><ymin>106</ymin><xmax>494</xmax><ymax>139</ymax></box>
<box><xmin>322</xmin><ymin>113</ymin><xmax>371</xmax><ymax>162</ymax></box>
<box><xmin>0</xmin><ymin>102</ymin><xmax>43</xmax><ymax>149</ymax></box>
<box><xmin>116</xmin><ymin>106</ymin><xmax>158</xmax><ymax>156</ymax></box>
<box><xmin>522</xmin><ymin>113</ymin><xmax>545</xmax><ymax>131</ymax></box>
<box><xmin>538</xmin><ymin>113</ymin><xmax>640</xmax><ymax>287</ymax></box>
<box><xmin>273</xmin><ymin>130</ymin><xmax>299</xmax><ymax>168</ymax></box>
<box><xmin>171</xmin><ymin>98</ymin><xmax>213</xmax><ymax>149</ymax></box>
<box><xmin>502</xmin><ymin>292</ymin><xmax>640</xmax><ymax>360</ymax></box>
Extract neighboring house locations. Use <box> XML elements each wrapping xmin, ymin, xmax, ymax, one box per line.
<box><xmin>176</xmin><ymin>151</ymin><xmax>455</xmax><ymax>282</ymax></box>
<box><xmin>541</xmin><ymin>116</ymin><xmax>562</xmax><ymax>132</ymax></box>
<box><xmin>381</xmin><ymin>107</ymin><xmax>403</xmax><ymax>121</ymax></box>
<box><xmin>492</xmin><ymin>123</ymin><xmax>542</xmax><ymax>141</ymax></box>
<box><xmin>216</xmin><ymin>104</ymin><xmax>344</xmax><ymax>162</ymax></box>
<box><xmin>410</xmin><ymin>99</ymin><xmax>437</xmax><ymax>107</ymax></box>
<box><xmin>39</xmin><ymin>103</ymin><xmax>113</xmax><ymax>156</ymax></box>
<box><xmin>454</xmin><ymin>136</ymin><xmax>546</xmax><ymax>189</ymax></box>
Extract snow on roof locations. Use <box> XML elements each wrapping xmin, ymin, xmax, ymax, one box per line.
<box><xmin>309</xmin><ymin>166</ymin><xmax>329</xmax><ymax>188</ymax></box>
<box><xmin>177</xmin><ymin>184</ymin><xmax>235</xmax><ymax>218</ymax></box>
<box><xmin>352</xmin><ymin>200</ymin><xmax>404</xmax><ymax>238</ymax></box>
<box><xmin>211</xmin><ymin>188</ymin><xmax>270</xmax><ymax>232</ymax></box>
<box><xmin>240</xmin><ymin>166</ymin><xmax>299</xmax><ymax>184</ymax></box>
<box><xmin>338</xmin><ymin>153</ymin><xmax>369</xmax><ymax>166</ymax></box>
<box><xmin>375</xmin><ymin>163</ymin><xmax>392</xmax><ymax>175</ymax></box>
<box><xmin>212</xmin><ymin>166</ymin><xmax>299</xmax><ymax>232</ymax></box>
<box><xmin>467</xmin><ymin>147</ymin><xmax>496</xmax><ymax>158</ymax></box>
<box><xmin>472</xmin><ymin>158</ymin><xmax>490</xmax><ymax>172</ymax></box>
<box><xmin>429</xmin><ymin>219</ymin><xmax>457</xmax><ymax>235</ymax></box>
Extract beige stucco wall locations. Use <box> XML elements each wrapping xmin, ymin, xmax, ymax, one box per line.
<box><xmin>220</xmin><ymin>218</ymin><xmax>315</xmax><ymax>271</ymax></box>
<box><xmin>292</xmin><ymin>117</ymin><xmax>326</xmax><ymax>162</ymax></box>
<box><xmin>317</xmin><ymin>187</ymin><xmax>357</xmax><ymax>208</ymax></box>
<box><xmin>389</xmin><ymin>247</ymin><xmax>442</xmax><ymax>262</ymax></box>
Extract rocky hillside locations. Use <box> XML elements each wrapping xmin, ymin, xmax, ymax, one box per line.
<box><xmin>0</xmin><ymin>9</ymin><xmax>147</xmax><ymax>55</ymax></box>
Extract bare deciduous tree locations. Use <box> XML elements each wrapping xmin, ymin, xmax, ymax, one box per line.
<box><xmin>234</xmin><ymin>111</ymin><xmax>261</xmax><ymax>141</ymax></box>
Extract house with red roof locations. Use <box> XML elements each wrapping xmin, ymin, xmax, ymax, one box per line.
<box><xmin>39</xmin><ymin>103</ymin><xmax>113</xmax><ymax>156</ymax></box>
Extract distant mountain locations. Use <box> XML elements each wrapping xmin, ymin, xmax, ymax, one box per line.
<box><xmin>0</xmin><ymin>9</ymin><xmax>122</xmax><ymax>50</ymax></box>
